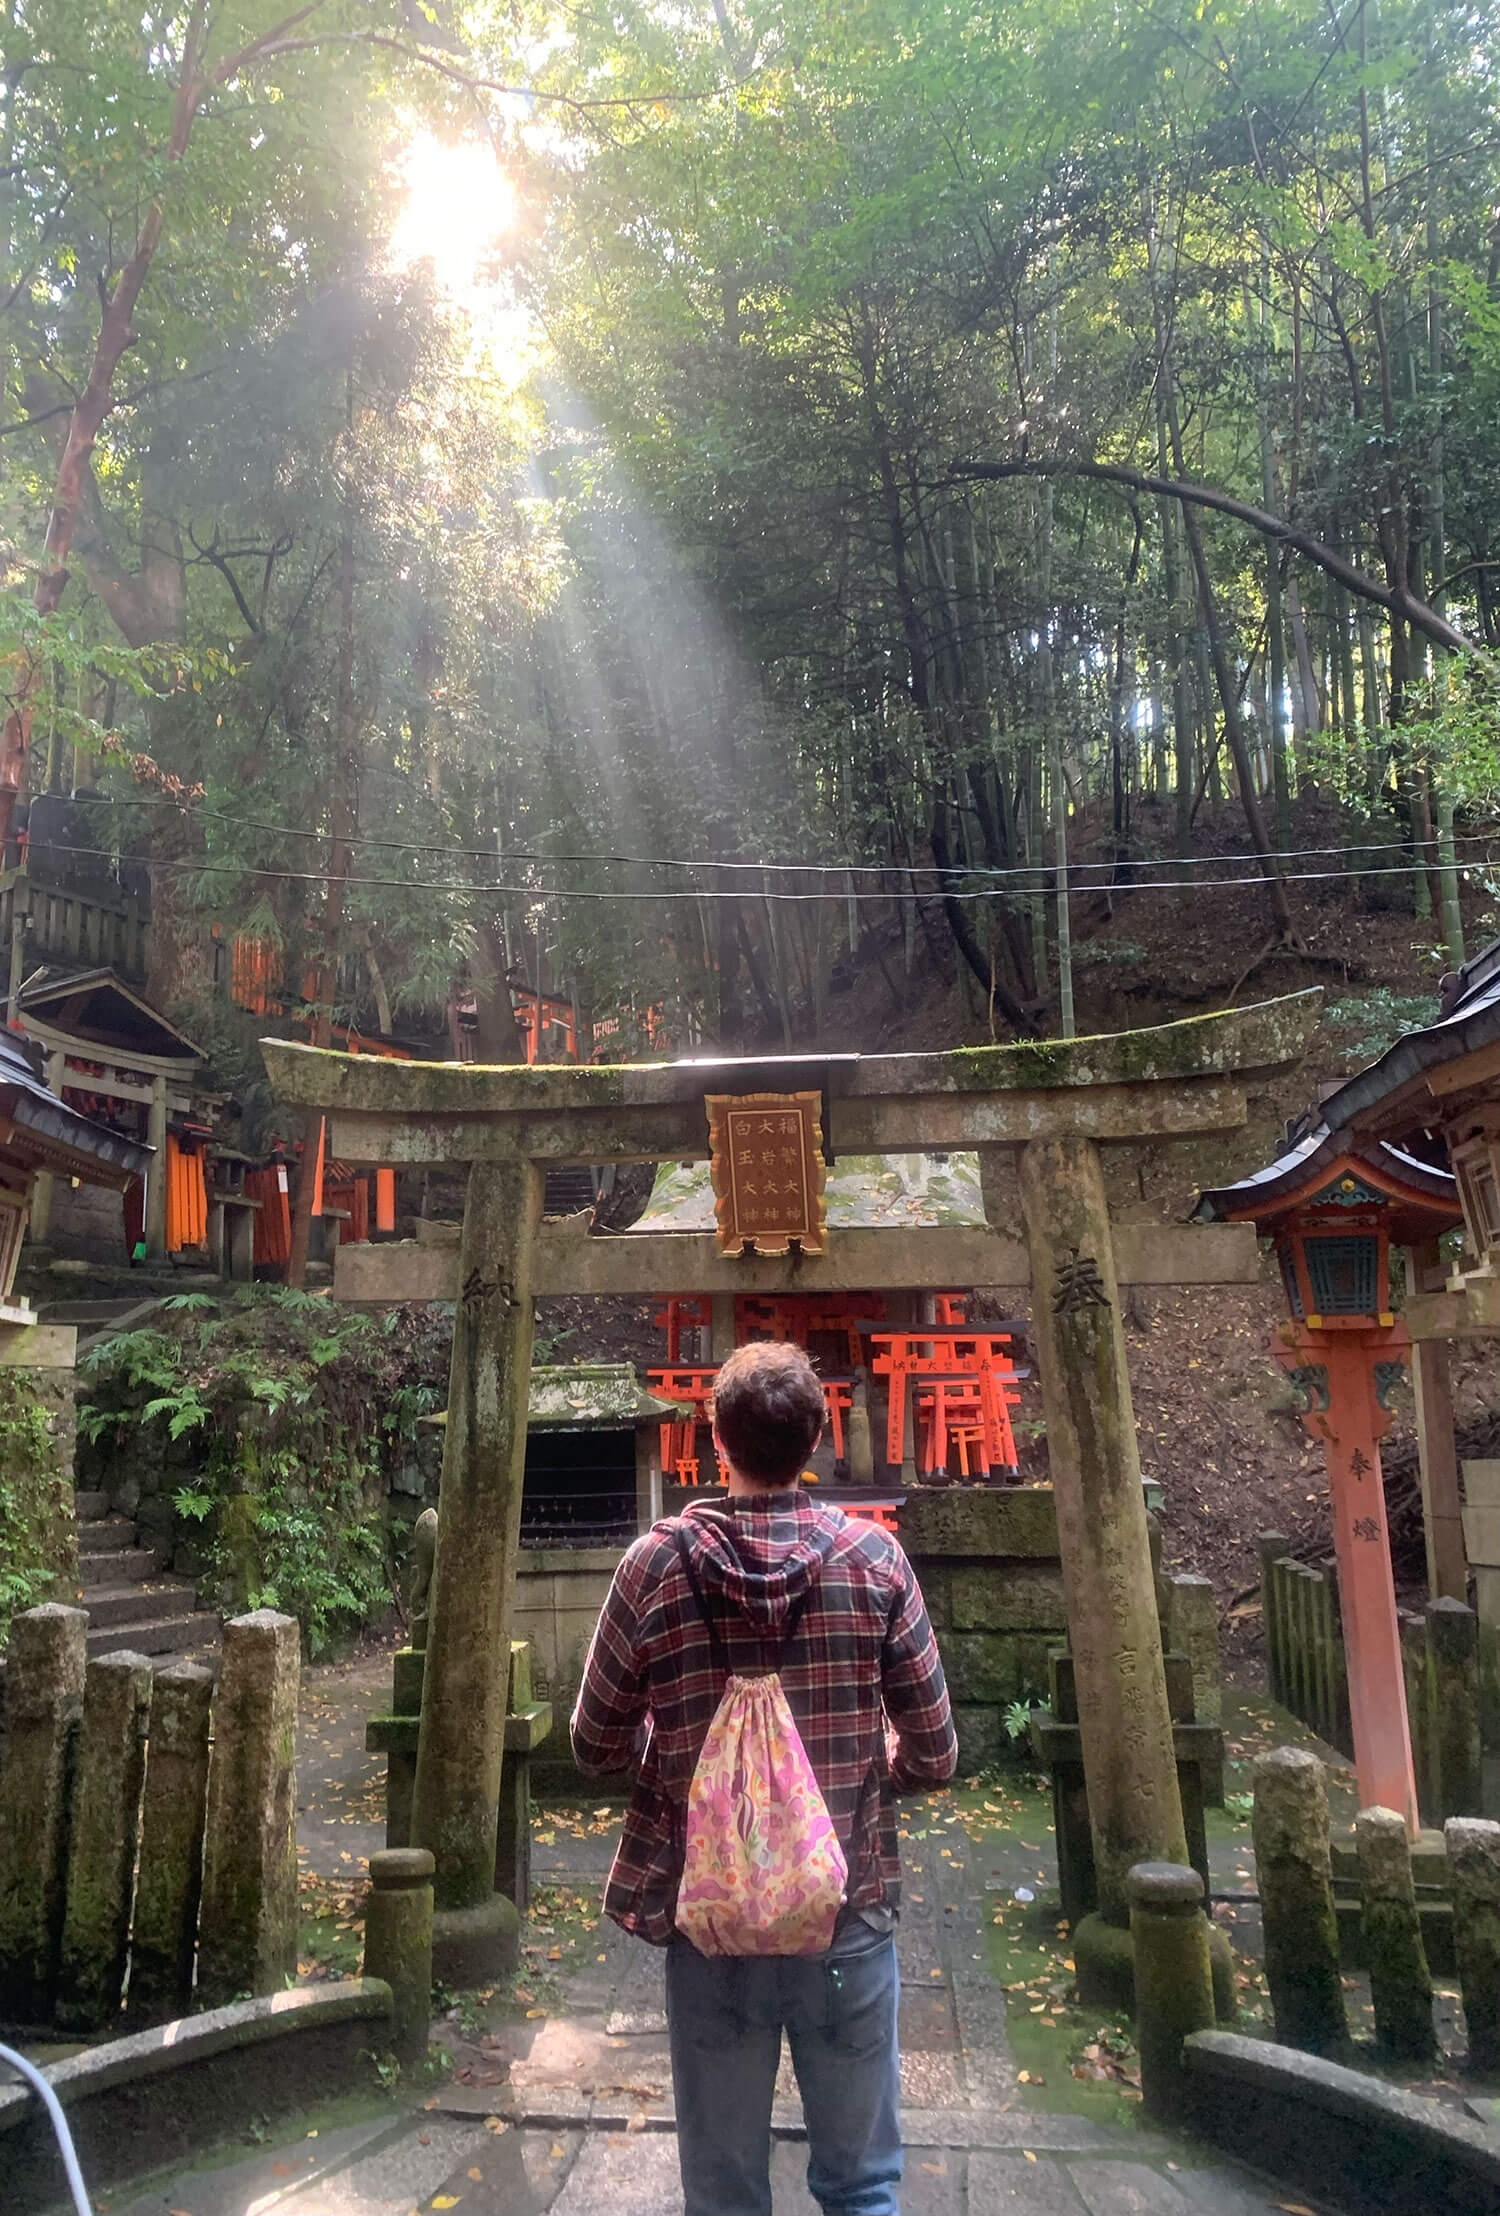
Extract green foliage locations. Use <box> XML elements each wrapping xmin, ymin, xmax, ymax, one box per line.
<box><xmin>0</xmin><ymin>1375</ymin><xmax>66</xmax><ymax>1640</ymax></box>
<box><xmin>1324</xmin><ymin>990</ymin><xmax>1442</xmax><ymax>1061</ymax></box>
<box><xmin>79</xmin><ymin>1291</ymin><xmax>452</xmax><ymax>1656</ymax></box>
<box><xmin>1004</xmin><ymin>1695</ymin><xmax>1051</xmax><ymax>1744</ymax></box>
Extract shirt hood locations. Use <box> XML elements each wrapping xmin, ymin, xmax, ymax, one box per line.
<box><xmin>674</xmin><ymin>1489</ymin><xmax>843</xmax><ymax>1633</ymax></box>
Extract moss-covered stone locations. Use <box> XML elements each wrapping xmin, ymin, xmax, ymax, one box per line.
<box><xmin>1252</xmin><ymin>1746</ymin><xmax>1347</xmax><ymax>2054</ymax></box>
<box><xmin>1127</xmin><ymin>1861</ymin><xmax>1216</xmax><ymax>2121</ymax></box>
<box><xmin>1019</xmin><ymin>1135</ymin><xmax>1187</xmax><ymax>1923</ymax></box>
<box><xmin>953</xmin><ymin>1704</ymin><xmax>1004</xmax><ymax>1772</ymax></box>
<box><xmin>898</xmin><ymin>1485</ymin><xmax>1060</xmax><ymax>1561</ymax></box>
<box><xmin>56</xmin><ymin>1651</ymin><xmax>153</xmax><ymax>2032</ymax></box>
<box><xmin>1073</xmin><ymin>1908</ymin><xmax>1138</xmax><ymax>2010</ymax></box>
<box><xmin>128</xmin><ymin>1659</ymin><xmax>214</xmax><ymax>2027</ymax></box>
<box><xmin>412</xmin><ymin>1158</ymin><xmax>542</xmax><ymax>1926</ymax></box>
<box><xmin>1446</xmin><ymin>1817</ymin><xmax>1500</xmax><ymax>2072</ymax></box>
<box><xmin>263</xmin><ymin>992</ymin><xmax>1321</xmax><ymax>1122</ymax></box>
<box><xmin>1166</xmin><ymin>1575</ymin><xmax>1222</xmax><ymax>1728</ymax></box>
<box><xmin>1356</xmin><ymin>1804</ymin><xmax>1437</xmax><ymax>2061</ymax></box>
<box><xmin>950</xmin><ymin>1563</ymin><xmax>1068</xmax><ymax>1634</ymax></box>
<box><xmin>0</xmin><ymin>1367</ymin><xmax>78</xmax><ymax>1639</ymax></box>
<box><xmin>363</xmin><ymin>1847</ymin><xmax>434</xmax><ymax>2065</ymax></box>
<box><xmin>198</xmin><ymin>1610</ymin><xmax>300</xmax><ymax>2007</ymax></box>
<box><xmin>1428</xmin><ymin>1597</ymin><xmax>1482</xmax><ymax>1822</ymax></box>
<box><xmin>527</xmin><ymin>1362</ymin><xmax>674</xmax><ymax>1427</ymax></box>
<box><xmin>0</xmin><ymin>1602</ymin><xmax>88</xmax><ymax>2022</ymax></box>
<box><xmin>941</xmin><ymin>1631</ymin><xmax>1059</xmax><ymax>1705</ymax></box>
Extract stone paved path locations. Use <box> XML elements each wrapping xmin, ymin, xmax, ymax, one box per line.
<box><xmin>110</xmin><ymin>1799</ymin><xmax>1316</xmax><ymax>2216</ymax></box>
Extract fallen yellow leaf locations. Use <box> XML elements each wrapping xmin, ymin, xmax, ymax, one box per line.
<box><xmin>431</xmin><ymin>2200</ymin><xmax>461</xmax><ymax>2211</ymax></box>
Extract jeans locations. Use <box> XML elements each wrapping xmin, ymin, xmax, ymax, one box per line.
<box><xmin>665</xmin><ymin>1917</ymin><xmax>902</xmax><ymax>2216</ymax></box>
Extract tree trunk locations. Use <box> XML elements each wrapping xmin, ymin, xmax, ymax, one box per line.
<box><xmin>287</xmin><ymin>507</ymin><xmax>358</xmax><ymax>1290</ymax></box>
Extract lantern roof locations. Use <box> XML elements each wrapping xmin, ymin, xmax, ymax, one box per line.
<box><xmin>1319</xmin><ymin>937</ymin><xmax>1500</xmax><ymax>1147</ymax></box>
<box><xmin>1193</xmin><ymin>1122</ymin><xmax>1461</xmax><ymax>1242</ymax></box>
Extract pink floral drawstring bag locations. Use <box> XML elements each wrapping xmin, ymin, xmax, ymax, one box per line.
<box><xmin>672</xmin><ymin>1528</ymin><xmax>848</xmax><ymax>1957</ymax></box>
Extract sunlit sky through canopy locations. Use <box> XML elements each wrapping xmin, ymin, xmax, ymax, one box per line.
<box><xmin>389</xmin><ymin>132</ymin><xmax>523</xmax><ymax>331</ymax></box>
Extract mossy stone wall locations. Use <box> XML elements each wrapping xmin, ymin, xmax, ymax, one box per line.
<box><xmin>897</xmin><ymin>1487</ymin><xmax>1068</xmax><ymax>1770</ymax></box>
<box><xmin>0</xmin><ymin>1364</ymin><xmax>79</xmax><ymax>1639</ymax></box>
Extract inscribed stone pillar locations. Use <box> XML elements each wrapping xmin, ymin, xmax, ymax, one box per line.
<box><xmin>0</xmin><ymin>1603</ymin><xmax>88</xmax><ymax>2022</ymax></box>
<box><xmin>1167</xmin><ymin>1574</ymin><xmax>1221</xmax><ymax>1727</ymax></box>
<box><xmin>128</xmin><ymin>1658</ymin><xmax>214</xmax><ymax>2024</ymax></box>
<box><xmin>413</xmin><ymin>1157</ymin><xmax>542</xmax><ymax>1965</ymax></box>
<box><xmin>197</xmin><ymin>1609</ymin><xmax>300</xmax><ymax>2006</ymax></box>
<box><xmin>1016</xmin><ymin>1136</ymin><xmax>1187</xmax><ymax>1987</ymax></box>
<box><xmin>1427</xmin><ymin>1596</ymin><xmax>1481</xmax><ymax>1821</ymax></box>
<box><xmin>56</xmin><ymin>1651</ymin><xmax>153</xmax><ymax>2031</ymax></box>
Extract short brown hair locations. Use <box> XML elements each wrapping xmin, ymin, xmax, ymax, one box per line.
<box><xmin>711</xmin><ymin>1342</ymin><xmax>825</xmax><ymax>1486</ymax></box>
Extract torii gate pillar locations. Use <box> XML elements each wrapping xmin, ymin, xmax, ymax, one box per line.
<box><xmin>1015</xmin><ymin>1136</ymin><xmax>1191</xmax><ymax>2004</ymax></box>
<box><xmin>411</xmin><ymin>1159</ymin><xmax>543</xmax><ymax>1976</ymax></box>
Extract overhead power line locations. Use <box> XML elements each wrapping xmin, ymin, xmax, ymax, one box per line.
<box><xmin>29</xmin><ymin>838</ymin><xmax>1493</xmax><ymax>901</ymax></box>
<box><xmin>62</xmin><ymin>794</ymin><xmax>1499</xmax><ymax>883</ymax></box>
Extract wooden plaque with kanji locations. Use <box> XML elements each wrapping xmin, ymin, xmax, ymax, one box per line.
<box><xmin>706</xmin><ymin>1092</ymin><xmax>827</xmax><ymax>1257</ymax></box>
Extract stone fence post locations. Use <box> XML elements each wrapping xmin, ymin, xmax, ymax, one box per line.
<box><xmin>1446</xmin><ymin>1817</ymin><xmax>1500</xmax><ymax>2073</ymax></box>
<box><xmin>0</xmin><ymin>1603</ymin><xmax>88</xmax><ymax>2023</ymax></box>
<box><xmin>364</xmin><ymin>1847</ymin><xmax>435</xmax><ymax>2065</ymax></box>
<box><xmin>1427</xmin><ymin>1597</ymin><xmax>1481</xmax><ymax>1822</ymax></box>
<box><xmin>1355</xmin><ymin>1804</ymin><xmax>1435</xmax><ymax>2061</ymax></box>
<box><xmin>1252</xmin><ymin>1746</ymin><xmax>1346</xmax><ymax>2054</ymax></box>
<box><xmin>1127</xmin><ymin>1861</ymin><xmax>1216</xmax><ymax>2123</ymax></box>
<box><xmin>1258</xmin><ymin>1533</ymin><xmax>1290</xmax><ymax>1705</ymax></box>
<box><xmin>197</xmin><ymin>1609</ymin><xmax>300</xmax><ymax>2007</ymax></box>
<box><xmin>56</xmin><ymin>1651</ymin><xmax>153</xmax><ymax>2031</ymax></box>
<box><xmin>129</xmin><ymin>1658</ymin><xmax>215</xmax><ymax>2024</ymax></box>
<box><xmin>1167</xmin><ymin>1574</ymin><xmax>1221</xmax><ymax>1728</ymax></box>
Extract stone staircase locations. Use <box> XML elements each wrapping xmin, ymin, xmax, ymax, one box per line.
<box><xmin>75</xmin><ymin>1489</ymin><xmax>220</xmax><ymax>1665</ymax></box>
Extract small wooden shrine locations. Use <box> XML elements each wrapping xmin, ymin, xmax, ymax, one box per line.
<box><xmin>0</xmin><ymin>1027</ymin><xmax>151</xmax><ymax>1311</ymax></box>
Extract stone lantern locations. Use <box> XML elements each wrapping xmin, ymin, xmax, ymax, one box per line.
<box><xmin>1196</xmin><ymin>1125</ymin><xmax>1462</xmax><ymax>1830</ymax></box>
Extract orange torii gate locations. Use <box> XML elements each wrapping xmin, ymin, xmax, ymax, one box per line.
<box><xmin>265</xmin><ymin>994</ymin><xmax>1317</xmax><ymax>1992</ymax></box>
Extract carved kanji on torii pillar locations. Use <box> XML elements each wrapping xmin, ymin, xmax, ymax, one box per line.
<box><xmin>1197</xmin><ymin>1125</ymin><xmax>1464</xmax><ymax>1833</ymax></box>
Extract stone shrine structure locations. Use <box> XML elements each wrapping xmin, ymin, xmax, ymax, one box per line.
<box><xmin>265</xmin><ymin>993</ymin><xmax>1317</xmax><ymax>1992</ymax></box>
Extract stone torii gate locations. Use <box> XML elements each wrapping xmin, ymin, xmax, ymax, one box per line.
<box><xmin>265</xmin><ymin>991</ymin><xmax>1316</xmax><ymax>1986</ymax></box>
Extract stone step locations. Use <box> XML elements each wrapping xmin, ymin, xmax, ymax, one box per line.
<box><xmin>78</xmin><ymin>1516</ymin><xmax>137</xmax><ymax>1555</ymax></box>
<box><xmin>79</xmin><ymin>1547</ymin><xmax>157</xmax><ymax>1587</ymax></box>
<box><xmin>74</xmin><ymin>1489</ymin><xmax>110</xmax><ymax>1522</ymax></box>
<box><xmin>81</xmin><ymin>1580</ymin><xmax>198</xmax><ymax>1630</ymax></box>
<box><xmin>86</xmin><ymin>1613</ymin><xmax>219</xmax><ymax>1660</ymax></box>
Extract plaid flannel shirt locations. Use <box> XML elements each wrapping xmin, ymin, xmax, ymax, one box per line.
<box><xmin>571</xmin><ymin>1488</ymin><xmax>957</xmax><ymax>1945</ymax></box>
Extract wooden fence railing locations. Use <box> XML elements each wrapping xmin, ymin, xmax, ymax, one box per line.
<box><xmin>1259</xmin><ymin>1531</ymin><xmax>1487</xmax><ymax>1824</ymax></box>
<box><xmin>1</xmin><ymin>868</ymin><xmax>148</xmax><ymax>988</ymax></box>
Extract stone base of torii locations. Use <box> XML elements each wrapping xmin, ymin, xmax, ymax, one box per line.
<box><xmin>265</xmin><ymin>992</ymin><xmax>1318</xmax><ymax>1996</ymax></box>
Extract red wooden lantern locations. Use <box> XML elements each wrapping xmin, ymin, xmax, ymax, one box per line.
<box><xmin>1197</xmin><ymin>1128</ymin><xmax>1461</xmax><ymax>1830</ymax></box>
